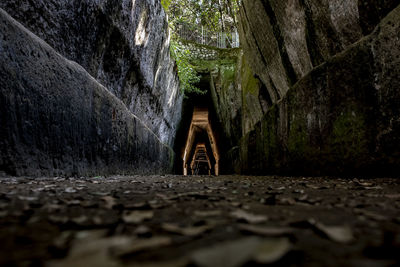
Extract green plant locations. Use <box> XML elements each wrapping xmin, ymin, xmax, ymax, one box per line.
<box><xmin>170</xmin><ymin>40</ymin><xmax>204</xmax><ymax>95</ymax></box>
<box><xmin>161</xmin><ymin>0</ymin><xmax>172</xmax><ymax>11</ymax></box>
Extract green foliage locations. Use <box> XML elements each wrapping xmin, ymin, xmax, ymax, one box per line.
<box><xmin>163</xmin><ymin>0</ymin><xmax>240</xmax><ymax>33</ymax></box>
<box><xmin>162</xmin><ymin>0</ymin><xmax>240</xmax><ymax>95</ymax></box>
<box><xmin>170</xmin><ymin>40</ymin><xmax>204</xmax><ymax>95</ymax></box>
<box><xmin>161</xmin><ymin>0</ymin><xmax>172</xmax><ymax>11</ymax></box>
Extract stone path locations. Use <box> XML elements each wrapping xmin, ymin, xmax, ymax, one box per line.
<box><xmin>0</xmin><ymin>175</ymin><xmax>399</xmax><ymax>266</ymax></box>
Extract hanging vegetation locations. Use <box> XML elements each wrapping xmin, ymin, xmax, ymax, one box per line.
<box><xmin>162</xmin><ymin>0</ymin><xmax>240</xmax><ymax>95</ymax></box>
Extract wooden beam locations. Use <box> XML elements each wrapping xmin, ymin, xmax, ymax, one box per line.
<box><xmin>183</xmin><ymin>107</ymin><xmax>220</xmax><ymax>176</ymax></box>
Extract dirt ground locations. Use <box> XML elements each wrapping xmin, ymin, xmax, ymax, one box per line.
<box><xmin>0</xmin><ymin>175</ymin><xmax>399</xmax><ymax>266</ymax></box>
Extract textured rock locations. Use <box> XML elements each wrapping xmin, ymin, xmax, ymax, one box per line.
<box><xmin>0</xmin><ymin>0</ymin><xmax>182</xmax><ymax>146</ymax></box>
<box><xmin>0</xmin><ymin>8</ymin><xmax>173</xmax><ymax>176</ymax></box>
<box><xmin>240</xmin><ymin>55</ymin><xmax>272</xmax><ymax>136</ymax></box>
<box><xmin>358</xmin><ymin>0</ymin><xmax>400</xmax><ymax>34</ymax></box>
<box><xmin>188</xmin><ymin>47</ymin><xmax>242</xmax><ymax>173</ymax></box>
<box><xmin>239</xmin><ymin>6</ymin><xmax>400</xmax><ymax>176</ymax></box>
<box><xmin>207</xmin><ymin>52</ymin><xmax>243</xmax><ymax>149</ymax></box>
<box><xmin>180</xmin><ymin>40</ymin><xmax>220</xmax><ymax>61</ymax></box>
<box><xmin>238</xmin><ymin>0</ymin><xmax>399</xmax><ymax>103</ymax></box>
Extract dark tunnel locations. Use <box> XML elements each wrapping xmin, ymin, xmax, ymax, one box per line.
<box><xmin>173</xmin><ymin>74</ymin><xmax>228</xmax><ymax>175</ymax></box>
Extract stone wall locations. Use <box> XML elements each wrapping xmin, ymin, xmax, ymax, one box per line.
<box><xmin>179</xmin><ymin>40</ymin><xmax>220</xmax><ymax>61</ymax></box>
<box><xmin>238</xmin><ymin>5</ymin><xmax>400</xmax><ymax>176</ymax></box>
<box><xmin>0</xmin><ymin>0</ymin><xmax>183</xmax><ymax>147</ymax></box>
<box><xmin>0</xmin><ymin>8</ymin><xmax>173</xmax><ymax>177</ymax></box>
<box><xmin>238</xmin><ymin>0</ymin><xmax>399</xmax><ymax>104</ymax></box>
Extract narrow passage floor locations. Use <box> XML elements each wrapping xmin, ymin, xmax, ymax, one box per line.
<box><xmin>0</xmin><ymin>175</ymin><xmax>399</xmax><ymax>266</ymax></box>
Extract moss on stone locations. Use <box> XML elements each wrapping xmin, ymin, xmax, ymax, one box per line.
<box><xmin>261</xmin><ymin>104</ymin><xmax>279</xmax><ymax>167</ymax></box>
<box><xmin>221</xmin><ymin>64</ymin><xmax>236</xmax><ymax>82</ymax></box>
<box><xmin>240</xmin><ymin>57</ymin><xmax>260</xmax><ymax>96</ymax></box>
<box><xmin>329</xmin><ymin>108</ymin><xmax>369</xmax><ymax>160</ymax></box>
<box><xmin>287</xmin><ymin>114</ymin><xmax>307</xmax><ymax>159</ymax></box>
<box><xmin>191</xmin><ymin>57</ymin><xmax>237</xmax><ymax>73</ymax></box>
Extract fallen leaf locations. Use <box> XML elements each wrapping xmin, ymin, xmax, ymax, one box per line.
<box><xmin>194</xmin><ymin>210</ymin><xmax>222</xmax><ymax>217</ymax></box>
<box><xmin>110</xmin><ymin>236</ymin><xmax>172</xmax><ymax>257</ymax></box>
<box><xmin>161</xmin><ymin>223</ymin><xmax>213</xmax><ymax>237</ymax></box>
<box><xmin>268</xmin><ymin>186</ymin><xmax>285</xmax><ymax>191</ymax></box>
<box><xmin>353</xmin><ymin>209</ymin><xmax>388</xmax><ymax>222</ymax></box>
<box><xmin>49</xmin><ymin>234</ymin><xmax>129</xmax><ymax>267</ymax></box>
<box><xmin>18</xmin><ymin>196</ymin><xmax>38</xmax><ymax>201</ymax></box>
<box><xmin>65</xmin><ymin>187</ymin><xmax>77</xmax><ymax>193</ymax></box>
<box><xmin>305</xmin><ymin>184</ymin><xmax>323</xmax><ymax>190</ymax></box>
<box><xmin>230</xmin><ymin>202</ymin><xmax>241</xmax><ymax>207</ymax></box>
<box><xmin>238</xmin><ymin>224</ymin><xmax>294</xmax><ymax>237</ymax></box>
<box><xmin>101</xmin><ymin>196</ymin><xmax>116</xmax><ymax>209</ymax></box>
<box><xmin>134</xmin><ymin>225</ymin><xmax>152</xmax><ymax>237</ymax></box>
<box><xmin>66</xmin><ymin>200</ymin><xmax>81</xmax><ymax>206</ymax></box>
<box><xmin>190</xmin><ymin>237</ymin><xmax>291</xmax><ymax>267</ymax></box>
<box><xmin>180</xmin><ymin>191</ymin><xmax>210</xmax><ymax>200</ymax></box>
<box><xmin>92</xmin><ymin>216</ymin><xmax>105</xmax><ymax>226</ymax></box>
<box><xmin>230</xmin><ymin>209</ymin><xmax>267</xmax><ymax>224</ymax></box>
<box><xmin>190</xmin><ymin>237</ymin><xmax>259</xmax><ymax>267</ymax></box>
<box><xmin>296</xmin><ymin>194</ymin><xmax>309</xmax><ymax>202</ymax></box>
<box><xmin>353</xmin><ymin>181</ymin><xmax>373</xmax><ymax>187</ymax></box>
<box><xmin>122</xmin><ymin>210</ymin><xmax>154</xmax><ymax>224</ymax></box>
<box><xmin>309</xmin><ymin>219</ymin><xmax>354</xmax><ymax>244</ymax></box>
<box><xmin>52</xmin><ymin>231</ymin><xmax>75</xmax><ymax>251</ymax></box>
<box><xmin>74</xmin><ymin>229</ymin><xmax>108</xmax><ymax>241</ymax></box>
<box><xmin>364</xmin><ymin>186</ymin><xmax>383</xmax><ymax>190</ymax></box>
<box><xmin>278</xmin><ymin>197</ymin><xmax>296</xmax><ymax>205</ymax></box>
<box><xmin>253</xmin><ymin>238</ymin><xmax>292</xmax><ymax>264</ymax></box>
<box><xmin>148</xmin><ymin>200</ymin><xmax>168</xmax><ymax>209</ymax></box>
<box><xmin>71</xmin><ymin>216</ymin><xmax>88</xmax><ymax>225</ymax></box>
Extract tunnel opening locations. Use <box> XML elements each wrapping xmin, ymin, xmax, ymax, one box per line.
<box><xmin>182</xmin><ymin>106</ymin><xmax>219</xmax><ymax>175</ymax></box>
<box><xmin>173</xmin><ymin>73</ymin><xmax>227</xmax><ymax>175</ymax></box>
<box><xmin>190</xmin><ymin>143</ymin><xmax>213</xmax><ymax>175</ymax></box>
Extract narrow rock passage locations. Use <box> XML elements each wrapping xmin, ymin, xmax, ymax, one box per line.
<box><xmin>0</xmin><ymin>176</ymin><xmax>399</xmax><ymax>266</ymax></box>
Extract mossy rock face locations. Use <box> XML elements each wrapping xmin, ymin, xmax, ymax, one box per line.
<box><xmin>358</xmin><ymin>0</ymin><xmax>400</xmax><ymax>34</ymax></box>
<box><xmin>328</xmin><ymin>108</ymin><xmax>369</xmax><ymax>160</ymax></box>
<box><xmin>0</xmin><ymin>8</ymin><xmax>175</xmax><ymax>177</ymax></box>
<box><xmin>239</xmin><ymin>6</ymin><xmax>400</xmax><ymax>176</ymax></box>
<box><xmin>241</xmin><ymin>57</ymin><xmax>260</xmax><ymax>96</ymax></box>
<box><xmin>238</xmin><ymin>0</ymin><xmax>399</xmax><ymax>108</ymax></box>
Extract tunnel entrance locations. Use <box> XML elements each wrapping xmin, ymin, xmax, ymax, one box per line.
<box><xmin>173</xmin><ymin>73</ymin><xmax>229</xmax><ymax>175</ymax></box>
<box><xmin>182</xmin><ymin>107</ymin><xmax>220</xmax><ymax>176</ymax></box>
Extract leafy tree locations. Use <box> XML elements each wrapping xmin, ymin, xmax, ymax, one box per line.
<box><xmin>163</xmin><ymin>0</ymin><xmax>240</xmax><ymax>33</ymax></box>
<box><xmin>161</xmin><ymin>0</ymin><xmax>240</xmax><ymax>95</ymax></box>
<box><xmin>169</xmin><ymin>39</ymin><xmax>204</xmax><ymax>95</ymax></box>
